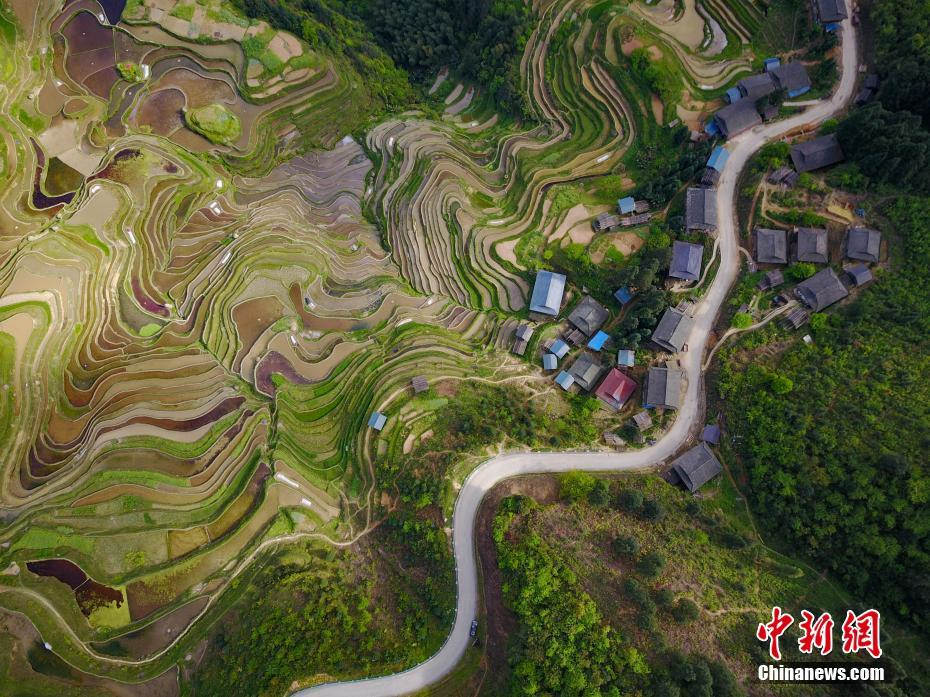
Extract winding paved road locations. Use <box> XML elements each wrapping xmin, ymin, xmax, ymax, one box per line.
<box><xmin>297</xmin><ymin>17</ymin><xmax>859</xmax><ymax>697</ymax></box>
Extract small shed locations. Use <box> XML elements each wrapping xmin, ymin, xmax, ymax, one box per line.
<box><xmin>411</xmin><ymin>376</ymin><xmax>429</xmax><ymax>394</ymax></box>
<box><xmin>368</xmin><ymin>412</ymin><xmax>387</xmax><ymax>431</ymax></box>
<box><xmin>587</xmin><ymin>330</ymin><xmax>609</xmax><ymax>351</ymax></box>
<box><xmin>617</xmin><ymin>196</ymin><xmax>636</xmax><ymax>214</ymax></box>
<box><xmin>706</xmin><ymin>146</ymin><xmax>730</xmax><ymax>172</ymax></box>
<box><xmin>617</xmin><ymin>349</ymin><xmax>635</xmax><ymax>367</ymax></box>
<box><xmin>633</xmin><ymin>410</ymin><xmax>653</xmax><ymax>432</ymax></box>
<box><xmin>614</xmin><ymin>287</ymin><xmax>633</xmax><ymax>304</ymax></box>
<box><xmin>763</xmin><ymin>57</ymin><xmax>781</xmax><ymax>72</ymax></box>
<box><xmin>549</xmin><ymin>339</ymin><xmax>570</xmax><ymax>359</ymax></box>
<box><xmin>701</xmin><ymin>424</ymin><xmax>721</xmax><ymax>445</ymax></box>
<box><xmin>555</xmin><ymin>371</ymin><xmax>575</xmax><ymax>391</ymax></box>
<box><xmin>845</xmin><ymin>263</ymin><xmax>873</xmax><ymax>287</ymax></box>
<box><xmin>543</xmin><ymin>353</ymin><xmax>558</xmax><ymax>371</ymax></box>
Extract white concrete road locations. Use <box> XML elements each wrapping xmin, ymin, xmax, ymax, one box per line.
<box><xmin>296</xmin><ymin>18</ymin><xmax>859</xmax><ymax>697</ymax></box>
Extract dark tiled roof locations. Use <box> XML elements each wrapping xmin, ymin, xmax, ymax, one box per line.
<box><xmin>813</xmin><ymin>0</ymin><xmax>848</xmax><ymax>23</ymax></box>
<box><xmin>567</xmin><ymin>295</ymin><xmax>609</xmax><ymax>336</ymax></box>
<box><xmin>755</xmin><ymin>227</ymin><xmax>788</xmax><ymax>264</ymax></box>
<box><xmin>790</xmin><ymin>134</ymin><xmax>845</xmax><ymax>172</ymax></box>
<box><xmin>846</xmin><ymin>263</ymin><xmax>873</xmax><ymax>286</ymax></box>
<box><xmin>651</xmin><ymin>307</ymin><xmax>694</xmax><ymax>353</ymax></box>
<box><xmin>738</xmin><ymin>72</ymin><xmax>776</xmax><ymax>100</ymax></box>
<box><xmin>845</xmin><ymin>227</ymin><xmax>881</xmax><ymax>262</ymax></box>
<box><xmin>669</xmin><ymin>241</ymin><xmax>704</xmax><ymax>281</ymax></box>
<box><xmin>593</xmin><ymin>212</ymin><xmax>622</xmax><ymax>232</ymax></box>
<box><xmin>795</xmin><ymin>227</ymin><xmax>828</xmax><ymax>263</ymax></box>
<box><xmin>644</xmin><ymin>366</ymin><xmax>684</xmax><ymax>410</ymax></box>
<box><xmin>701</xmin><ymin>424</ymin><xmax>721</xmax><ymax>445</ymax></box>
<box><xmin>567</xmin><ymin>352</ymin><xmax>605</xmax><ymax>391</ymax></box>
<box><xmin>758</xmin><ymin>268</ymin><xmax>785</xmax><ymax>290</ymax></box>
<box><xmin>671</xmin><ymin>443</ymin><xmax>723</xmax><ymax>492</ymax></box>
<box><xmin>686</xmin><ymin>187</ymin><xmax>716</xmax><ymax>230</ymax></box>
<box><xmin>411</xmin><ymin>376</ymin><xmax>429</xmax><ymax>393</ymax></box>
<box><xmin>771</xmin><ymin>62</ymin><xmax>811</xmax><ymax>93</ymax></box>
<box><xmin>714</xmin><ymin>101</ymin><xmax>762</xmax><ymax>138</ymax></box>
<box><xmin>794</xmin><ymin>267</ymin><xmax>849</xmax><ymax>311</ymax></box>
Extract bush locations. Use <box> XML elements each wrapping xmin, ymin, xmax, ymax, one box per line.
<box><xmin>785</xmin><ymin>262</ymin><xmax>816</xmax><ymax>281</ymax></box>
<box><xmin>636</xmin><ymin>551</ymin><xmax>666</xmax><ymax>578</ymax></box>
<box><xmin>732</xmin><ymin>312</ymin><xmax>752</xmax><ymax>329</ymax></box>
<box><xmin>654</xmin><ymin>587</ymin><xmax>676</xmax><ymax>607</ymax></box>
<box><xmin>613</xmin><ymin>535</ymin><xmax>640</xmax><ymax>558</ymax></box>
<box><xmin>640</xmin><ymin>498</ymin><xmax>665</xmax><ymax>521</ymax></box>
<box><xmin>588</xmin><ymin>479</ymin><xmax>610</xmax><ymax>507</ymax></box>
<box><xmin>671</xmin><ymin>598</ymin><xmax>701</xmax><ymax>624</ymax></box>
<box><xmin>559</xmin><ymin>471</ymin><xmax>597</xmax><ymax>503</ymax></box>
<box><xmin>615</xmin><ymin>489</ymin><xmax>644</xmax><ymax>512</ymax></box>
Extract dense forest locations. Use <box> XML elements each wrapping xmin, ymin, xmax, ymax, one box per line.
<box><xmin>232</xmin><ymin>0</ymin><xmax>533</xmax><ymax>115</ymax></box>
<box><xmin>835</xmin><ymin>0</ymin><xmax>930</xmax><ymax>189</ymax></box>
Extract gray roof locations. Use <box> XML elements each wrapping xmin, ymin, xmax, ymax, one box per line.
<box><xmin>671</xmin><ymin>443</ymin><xmax>723</xmax><ymax>492</ymax></box>
<box><xmin>411</xmin><ymin>376</ymin><xmax>429</xmax><ymax>393</ymax></box>
<box><xmin>738</xmin><ymin>72</ymin><xmax>776</xmax><ymax>100</ymax></box>
<box><xmin>567</xmin><ymin>352</ymin><xmax>605</xmax><ymax>391</ymax></box>
<box><xmin>846</xmin><ymin>263</ymin><xmax>873</xmax><ymax>286</ymax></box>
<box><xmin>644</xmin><ymin>366</ymin><xmax>683</xmax><ymax>410</ymax></box>
<box><xmin>685</xmin><ymin>187</ymin><xmax>717</xmax><ymax>230</ymax></box>
<box><xmin>567</xmin><ymin>295</ymin><xmax>609</xmax><ymax>336</ymax></box>
<box><xmin>795</xmin><ymin>227</ymin><xmax>828</xmax><ymax>263</ymax></box>
<box><xmin>633</xmin><ymin>410</ymin><xmax>653</xmax><ymax>431</ymax></box>
<box><xmin>795</xmin><ymin>267</ymin><xmax>849</xmax><ymax>311</ymax></box>
<box><xmin>755</xmin><ymin>227</ymin><xmax>788</xmax><ymax>264</ymax></box>
<box><xmin>529</xmin><ymin>270</ymin><xmax>566</xmax><ymax>315</ymax></box>
<box><xmin>542</xmin><ymin>353</ymin><xmax>558</xmax><ymax>370</ymax></box>
<box><xmin>651</xmin><ymin>307</ymin><xmax>694</xmax><ymax>353</ymax></box>
<box><xmin>514</xmin><ymin>324</ymin><xmax>534</xmax><ymax>341</ymax></box>
<box><xmin>701</xmin><ymin>424</ymin><xmax>721</xmax><ymax>445</ymax></box>
<box><xmin>593</xmin><ymin>213</ymin><xmax>622</xmax><ymax>232</ymax></box>
<box><xmin>771</xmin><ymin>62</ymin><xmax>811</xmax><ymax>93</ymax></box>
<box><xmin>669</xmin><ymin>241</ymin><xmax>704</xmax><ymax>282</ymax></box>
<box><xmin>714</xmin><ymin>101</ymin><xmax>762</xmax><ymax>138</ymax></box>
<box><xmin>813</xmin><ymin>0</ymin><xmax>848</xmax><ymax>23</ymax></box>
<box><xmin>845</xmin><ymin>227</ymin><xmax>881</xmax><ymax>262</ymax></box>
<box><xmin>758</xmin><ymin>268</ymin><xmax>784</xmax><ymax>289</ymax></box>
<box><xmin>790</xmin><ymin>134</ymin><xmax>844</xmax><ymax>172</ymax></box>
<box><xmin>686</xmin><ymin>187</ymin><xmax>716</xmax><ymax>230</ymax></box>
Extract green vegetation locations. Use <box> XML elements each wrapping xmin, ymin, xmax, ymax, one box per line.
<box><xmin>183</xmin><ymin>103</ymin><xmax>242</xmax><ymax>145</ymax></box>
<box><xmin>170</xmin><ymin>3</ymin><xmax>196</xmax><ymax>21</ymax></box>
<box><xmin>115</xmin><ymin>62</ymin><xmax>145</xmax><ymax>83</ymax></box>
<box><xmin>719</xmin><ymin>195</ymin><xmax>930</xmax><ymax>630</ymax></box>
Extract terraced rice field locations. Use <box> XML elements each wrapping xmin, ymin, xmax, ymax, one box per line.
<box><xmin>0</xmin><ymin>0</ymin><xmax>784</xmax><ymax>690</ymax></box>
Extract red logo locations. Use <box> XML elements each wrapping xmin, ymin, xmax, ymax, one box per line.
<box><xmin>757</xmin><ymin>606</ymin><xmax>794</xmax><ymax>660</ymax></box>
<box><xmin>841</xmin><ymin>609</ymin><xmax>882</xmax><ymax>659</ymax></box>
<box><xmin>798</xmin><ymin>610</ymin><xmax>834</xmax><ymax>656</ymax></box>
<box><xmin>757</xmin><ymin>608</ymin><xmax>882</xmax><ymax>660</ymax></box>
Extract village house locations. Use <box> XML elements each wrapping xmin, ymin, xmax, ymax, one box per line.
<box><xmin>795</xmin><ymin>267</ymin><xmax>849</xmax><ymax>311</ymax></box>
<box><xmin>567</xmin><ymin>352</ymin><xmax>605</xmax><ymax>392</ymax></box>
<box><xmin>790</xmin><ymin>134</ymin><xmax>845</xmax><ymax>173</ymax></box>
<box><xmin>595</xmin><ymin>368</ymin><xmax>638</xmax><ymax>411</ymax></box>
<box><xmin>567</xmin><ymin>295</ymin><xmax>609</xmax><ymax>336</ymax></box>
<box><xmin>845</xmin><ymin>263</ymin><xmax>873</xmax><ymax>287</ymax></box>
<box><xmin>555</xmin><ymin>371</ymin><xmax>575</xmax><ymax>391</ymax></box>
<box><xmin>811</xmin><ymin>0</ymin><xmax>848</xmax><ymax>29</ymax></box>
<box><xmin>794</xmin><ymin>227</ymin><xmax>829</xmax><ymax>263</ymax></box>
<box><xmin>758</xmin><ymin>268</ymin><xmax>785</xmax><ymax>290</ymax></box>
<box><xmin>668</xmin><ymin>443</ymin><xmax>723</xmax><ymax>492</ymax></box>
<box><xmin>755</xmin><ymin>227</ymin><xmax>788</xmax><ymax>265</ymax></box>
<box><xmin>651</xmin><ymin>306</ymin><xmax>694</xmax><ymax>353</ymax></box>
<box><xmin>712</xmin><ymin>101</ymin><xmax>762</xmax><ymax>138</ymax></box>
<box><xmin>529</xmin><ymin>270</ymin><xmax>566</xmax><ymax>316</ymax></box>
<box><xmin>643</xmin><ymin>365</ymin><xmax>684</xmax><ymax>410</ymax></box>
<box><xmin>685</xmin><ymin>187</ymin><xmax>717</xmax><ymax>232</ymax></box>
<box><xmin>411</xmin><ymin>376</ymin><xmax>429</xmax><ymax>394</ymax></box>
<box><xmin>511</xmin><ymin>323</ymin><xmax>534</xmax><ymax>356</ymax></box>
<box><xmin>633</xmin><ymin>410</ymin><xmax>653</xmax><ymax>432</ymax></box>
<box><xmin>668</xmin><ymin>241</ymin><xmax>704</xmax><ymax>282</ymax></box>
<box><xmin>845</xmin><ymin>226</ymin><xmax>881</xmax><ymax>263</ymax></box>
<box><xmin>771</xmin><ymin>62</ymin><xmax>812</xmax><ymax>98</ymax></box>
<box><xmin>368</xmin><ymin>411</ymin><xmax>387</xmax><ymax>431</ymax></box>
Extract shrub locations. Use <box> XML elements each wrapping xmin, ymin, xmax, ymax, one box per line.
<box><xmin>672</xmin><ymin>598</ymin><xmax>701</xmax><ymax>624</ymax></box>
<box><xmin>654</xmin><ymin>587</ymin><xmax>676</xmax><ymax>607</ymax></box>
<box><xmin>588</xmin><ymin>479</ymin><xmax>610</xmax><ymax>507</ymax></box>
<box><xmin>615</xmin><ymin>488</ymin><xmax>644</xmax><ymax>512</ymax></box>
<box><xmin>559</xmin><ymin>471</ymin><xmax>597</xmax><ymax>503</ymax></box>
<box><xmin>732</xmin><ymin>312</ymin><xmax>753</xmax><ymax>329</ymax></box>
<box><xmin>613</xmin><ymin>535</ymin><xmax>639</xmax><ymax>558</ymax></box>
<box><xmin>636</xmin><ymin>551</ymin><xmax>666</xmax><ymax>578</ymax></box>
<box><xmin>640</xmin><ymin>498</ymin><xmax>665</xmax><ymax>521</ymax></box>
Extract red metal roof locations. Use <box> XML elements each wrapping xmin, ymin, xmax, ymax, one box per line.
<box><xmin>595</xmin><ymin>368</ymin><xmax>637</xmax><ymax>408</ymax></box>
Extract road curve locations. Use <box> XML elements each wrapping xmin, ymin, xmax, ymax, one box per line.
<box><xmin>296</xmin><ymin>18</ymin><xmax>859</xmax><ymax>697</ymax></box>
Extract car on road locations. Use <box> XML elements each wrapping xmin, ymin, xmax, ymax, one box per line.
<box><xmin>469</xmin><ymin>619</ymin><xmax>478</xmax><ymax>637</ymax></box>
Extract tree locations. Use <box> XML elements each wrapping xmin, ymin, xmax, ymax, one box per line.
<box><xmin>636</xmin><ymin>551</ymin><xmax>666</xmax><ymax>578</ymax></box>
<box><xmin>559</xmin><ymin>471</ymin><xmax>597</xmax><ymax>503</ymax></box>
<box><xmin>615</xmin><ymin>489</ymin><xmax>644</xmax><ymax>513</ymax></box>
<box><xmin>641</xmin><ymin>498</ymin><xmax>665</xmax><ymax>521</ymax></box>
<box><xmin>671</xmin><ymin>598</ymin><xmax>701</xmax><ymax>624</ymax></box>
<box><xmin>613</xmin><ymin>535</ymin><xmax>640</xmax><ymax>558</ymax></box>
<box><xmin>588</xmin><ymin>479</ymin><xmax>610</xmax><ymax>507</ymax></box>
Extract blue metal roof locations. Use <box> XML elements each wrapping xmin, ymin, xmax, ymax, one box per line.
<box><xmin>617</xmin><ymin>349</ymin><xmax>635</xmax><ymax>367</ymax></box>
<box><xmin>763</xmin><ymin>57</ymin><xmax>781</xmax><ymax>72</ymax></box>
<box><xmin>550</xmin><ymin>339</ymin><xmax>569</xmax><ymax>358</ymax></box>
<box><xmin>368</xmin><ymin>412</ymin><xmax>387</xmax><ymax>430</ymax></box>
<box><xmin>787</xmin><ymin>85</ymin><xmax>811</xmax><ymax>98</ymax></box>
<box><xmin>706</xmin><ymin>146</ymin><xmax>730</xmax><ymax>171</ymax></box>
<box><xmin>614</xmin><ymin>287</ymin><xmax>633</xmax><ymax>304</ymax></box>
<box><xmin>543</xmin><ymin>353</ymin><xmax>557</xmax><ymax>370</ymax></box>
<box><xmin>555</xmin><ymin>371</ymin><xmax>575</xmax><ymax>390</ymax></box>
<box><xmin>587</xmin><ymin>330</ymin><xmax>609</xmax><ymax>351</ymax></box>
<box><xmin>824</xmin><ymin>22</ymin><xmax>839</xmax><ymax>31</ymax></box>
<box><xmin>617</xmin><ymin>196</ymin><xmax>635</xmax><ymax>214</ymax></box>
<box><xmin>726</xmin><ymin>87</ymin><xmax>742</xmax><ymax>103</ymax></box>
<box><xmin>704</xmin><ymin>119</ymin><xmax>721</xmax><ymax>136</ymax></box>
<box><xmin>528</xmin><ymin>270</ymin><xmax>566</xmax><ymax>315</ymax></box>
